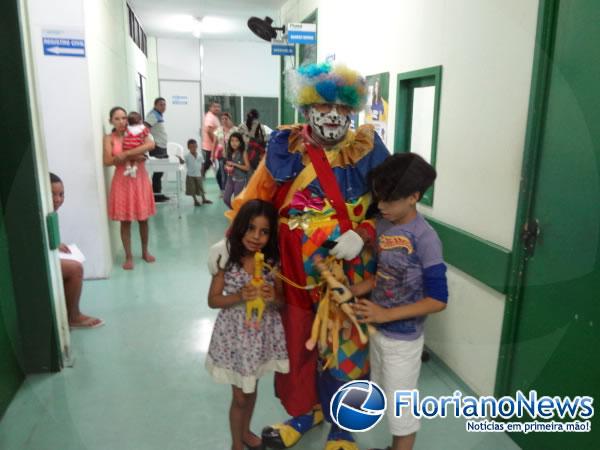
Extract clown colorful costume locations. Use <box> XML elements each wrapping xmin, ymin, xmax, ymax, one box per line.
<box><xmin>227</xmin><ymin>123</ymin><xmax>389</xmax><ymax>434</ymax></box>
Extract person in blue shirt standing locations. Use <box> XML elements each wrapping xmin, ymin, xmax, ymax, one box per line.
<box><xmin>351</xmin><ymin>153</ymin><xmax>449</xmax><ymax>450</ymax></box>
<box><xmin>145</xmin><ymin>97</ymin><xmax>169</xmax><ymax>202</ymax></box>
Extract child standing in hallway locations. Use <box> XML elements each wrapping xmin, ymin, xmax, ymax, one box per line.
<box><xmin>206</xmin><ymin>200</ymin><xmax>289</xmax><ymax>450</ymax></box>
<box><xmin>183</xmin><ymin>139</ymin><xmax>212</xmax><ymax>206</ymax></box>
<box><xmin>351</xmin><ymin>153</ymin><xmax>449</xmax><ymax>450</ymax></box>
<box><xmin>223</xmin><ymin>132</ymin><xmax>250</xmax><ymax>209</ymax></box>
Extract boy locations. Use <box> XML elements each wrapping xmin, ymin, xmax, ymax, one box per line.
<box><xmin>350</xmin><ymin>153</ymin><xmax>449</xmax><ymax>450</ymax></box>
<box><xmin>183</xmin><ymin>139</ymin><xmax>212</xmax><ymax>206</ymax></box>
<box><xmin>50</xmin><ymin>173</ymin><xmax>104</xmax><ymax>328</ymax></box>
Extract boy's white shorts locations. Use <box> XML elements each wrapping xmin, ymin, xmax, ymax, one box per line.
<box><xmin>369</xmin><ymin>331</ymin><xmax>424</xmax><ymax>436</ymax></box>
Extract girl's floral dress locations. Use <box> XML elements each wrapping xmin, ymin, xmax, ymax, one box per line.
<box><xmin>205</xmin><ymin>263</ymin><xmax>289</xmax><ymax>393</ymax></box>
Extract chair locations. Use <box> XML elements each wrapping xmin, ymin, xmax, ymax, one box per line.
<box><xmin>166</xmin><ymin>142</ymin><xmax>184</xmax><ymax>161</ymax></box>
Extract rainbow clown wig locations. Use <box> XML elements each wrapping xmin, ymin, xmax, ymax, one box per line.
<box><xmin>286</xmin><ymin>62</ymin><xmax>368</xmax><ymax>112</ymax></box>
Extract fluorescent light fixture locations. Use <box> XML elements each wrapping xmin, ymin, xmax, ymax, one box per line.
<box><xmin>168</xmin><ymin>14</ymin><xmax>199</xmax><ymax>33</ymax></box>
<box><xmin>199</xmin><ymin>16</ymin><xmax>234</xmax><ymax>34</ymax></box>
<box><xmin>192</xmin><ymin>21</ymin><xmax>202</xmax><ymax>38</ymax></box>
<box><xmin>169</xmin><ymin>14</ymin><xmax>234</xmax><ymax>38</ymax></box>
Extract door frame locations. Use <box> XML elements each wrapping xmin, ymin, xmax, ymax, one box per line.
<box><xmin>495</xmin><ymin>0</ymin><xmax>560</xmax><ymax>397</ymax></box>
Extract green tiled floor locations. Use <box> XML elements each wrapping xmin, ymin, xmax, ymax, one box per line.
<box><xmin>0</xmin><ymin>181</ymin><xmax>520</xmax><ymax>449</ymax></box>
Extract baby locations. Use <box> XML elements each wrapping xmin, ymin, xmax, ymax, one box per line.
<box><xmin>122</xmin><ymin>111</ymin><xmax>149</xmax><ymax>177</ymax></box>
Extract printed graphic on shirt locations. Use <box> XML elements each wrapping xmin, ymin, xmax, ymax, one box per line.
<box><xmin>378</xmin><ymin>235</ymin><xmax>414</xmax><ymax>254</ymax></box>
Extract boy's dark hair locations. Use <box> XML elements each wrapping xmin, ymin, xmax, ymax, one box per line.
<box><xmin>187</xmin><ymin>139</ymin><xmax>197</xmax><ymax>146</ymax></box>
<box><xmin>226</xmin><ymin>199</ymin><xmax>278</xmax><ymax>271</ymax></box>
<box><xmin>127</xmin><ymin>111</ymin><xmax>142</xmax><ymax>126</ymax></box>
<box><xmin>49</xmin><ymin>172</ymin><xmax>62</xmax><ymax>184</ymax></box>
<box><xmin>368</xmin><ymin>153</ymin><xmax>437</xmax><ymax>202</ymax></box>
<box><xmin>228</xmin><ymin>132</ymin><xmax>246</xmax><ymax>152</ymax></box>
<box><xmin>154</xmin><ymin>97</ymin><xmax>166</xmax><ymax>106</ymax></box>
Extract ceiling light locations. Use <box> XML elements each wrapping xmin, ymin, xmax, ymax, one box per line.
<box><xmin>168</xmin><ymin>14</ymin><xmax>198</xmax><ymax>33</ymax></box>
<box><xmin>198</xmin><ymin>16</ymin><xmax>234</xmax><ymax>34</ymax></box>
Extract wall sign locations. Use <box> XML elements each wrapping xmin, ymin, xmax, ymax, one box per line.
<box><xmin>42</xmin><ymin>29</ymin><xmax>85</xmax><ymax>58</ymax></box>
<box><xmin>287</xmin><ymin>23</ymin><xmax>317</xmax><ymax>44</ymax></box>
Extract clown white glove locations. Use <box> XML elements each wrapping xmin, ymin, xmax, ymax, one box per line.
<box><xmin>330</xmin><ymin>230</ymin><xmax>364</xmax><ymax>260</ymax></box>
<box><xmin>207</xmin><ymin>238</ymin><xmax>229</xmax><ymax>275</ymax></box>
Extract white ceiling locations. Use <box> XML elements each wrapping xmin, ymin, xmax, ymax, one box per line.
<box><xmin>128</xmin><ymin>0</ymin><xmax>289</xmax><ymax>41</ymax></box>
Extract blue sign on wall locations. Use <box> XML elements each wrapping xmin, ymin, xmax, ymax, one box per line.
<box><xmin>43</xmin><ymin>37</ymin><xmax>86</xmax><ymax>57</ymax></box>
<box><xmin>287</xmin><ymin>31</ymin><xmax>316</xmax><ymax>44</ymax></box>
<box><xmin>272</xmin><ymin>44</ymin><xmax>295</xmax><ymax>56</ymax></box>
<box><xmin>287</xmin><ymin>23</ymin><xmax>317</xmax><ymax>45</ymax></box>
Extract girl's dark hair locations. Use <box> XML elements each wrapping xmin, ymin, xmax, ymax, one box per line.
<box><xmin>245</xmin><ymin>109</ymin><xmax>259</xmax><ymax>130</ymax></box>
<box><xmin>228</xmin><ymin>132</ymin><xmax>246</xmax><ymax>153</ymax></box>
<box><xmin>49</xmin><ymin>172</ymin><xmax>62</xmax><ymax>184</ymax></box>
<box><xmin>368</xmin><ymin>153</ymin><xmax>437</xmax><ymax>202</ymax></box>
<box><xmin>109</xmin><ymin>106</ymin><xmax>126</xmax><ymax>120</ymax></box>
<box><xmin>226</xmin><ymin>199</ymin><xmax>279</xmax><ymax>270</ymax></box>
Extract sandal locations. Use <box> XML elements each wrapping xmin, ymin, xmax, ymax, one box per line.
<box><xmin>70</xmin><ymin>317</ymin><xmax>104</xmax><ymax>329</ymax></box>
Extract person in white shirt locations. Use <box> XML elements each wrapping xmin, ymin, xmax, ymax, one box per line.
<box><xmin>183</xmin><ymin>139</ymin><xmax>212</xmax><ymax>206</ymax></box>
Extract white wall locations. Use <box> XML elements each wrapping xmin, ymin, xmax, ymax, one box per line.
<box><xmin>145</xmin><ymin>37</ymin><xmax>160</xmax><ymax>112</ymax></box>
<box><xmin>280</xmin><ymin>0</ymin><xmax>539</xmax><ymax>395</ymax></box>
<box><xmin>157</xmin><ymin>38</ymin><xmax>201</xmax><ymax>81</ymax></box>
<box><xmin>201</xmin><ymin>40</ymin><xmax>279</xmax><ymax>97</ymax></box>
<box><xmin>154</xmin><ymin>37</ymin><xmax>279</xmax><ymax>149</ymax></box>
<box><xmin>26</xmin><ymin>0</ymin><xmax>112</xmax><ymax>279</ymax></box>
<box><xmin>27</xmin><ymin>0</ymin><xmax>159</xmax><ymax>278</ymax></box>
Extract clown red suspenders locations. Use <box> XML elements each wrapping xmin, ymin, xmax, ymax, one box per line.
<box><xmin>305</xmin><ymin>143</ymin><xmax>353</xmax><ymax>234</ymax></box>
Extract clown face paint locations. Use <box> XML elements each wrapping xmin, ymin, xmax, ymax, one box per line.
<box><xmin>307</xmin><ymin>104</ymin><xmax>351</xmax><ymax>145</ymax></box>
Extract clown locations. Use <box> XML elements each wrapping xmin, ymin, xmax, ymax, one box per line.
<box><xmin>209</xmin><ymin>63</ymin><xmax>390</xmax><ymax>450</ymax></box>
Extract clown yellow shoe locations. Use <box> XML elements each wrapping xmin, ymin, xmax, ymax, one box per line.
<box><xmin>324</xmin><ymin>426</ymin><xmax>359</xmax><ymax>450</ymax></box>
<box><xmin>261</xmin><ymin>406</ymin><xmax>324</xmax><ymax>448</ymax></box>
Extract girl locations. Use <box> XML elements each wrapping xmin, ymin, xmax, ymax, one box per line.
<box><xmin>215</xmin><ymin>112</ymin><xmax>238</xmax><ymax>194</ymax></box>
<box><xmin>223</xmin><ymin>132</ymin><xmax>250</xmax><ymax>209</ymax></box>
<box><xmin>239</xmin><ymin>109</ymin><xmax>268</xmax><ymax>174</ymax></box>
<box><xmin>206</xmin><ymin>200</ymin><xmax>288</xmax><ymax>450</ymax></box>
<box><xmin>103</xmin><ymin>106</ymin><xmax>156</xmax><ymax>270</ymax></box>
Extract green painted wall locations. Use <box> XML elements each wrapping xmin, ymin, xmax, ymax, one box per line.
<box><xmin>0</xmin><ymin>0</ymin><xmax>60</xmax><ymax>382</ymax></box>
<box><xmin>0</xmin><ymin>200</ymin><xmax>24</xmax><ymax>416</ymax></box>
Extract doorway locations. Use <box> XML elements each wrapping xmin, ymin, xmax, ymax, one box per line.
<box><xmin>500</xmin><ymin>1</ymin><xmax>600</xmax><ymax>448</ymax></box>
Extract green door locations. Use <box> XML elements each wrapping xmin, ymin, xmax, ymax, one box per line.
<box><xmin>0</xmin><ymin>199</ymin><xmax>24</xmax><ymax>415</ymax></box>
<box><xmin>507</xmin><ymin>1</ymin><xmax>600</xmax><ymax>448</ymax></box>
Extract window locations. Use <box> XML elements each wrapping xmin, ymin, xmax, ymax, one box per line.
<box><xmin>394</xmin><ymin>66</ymin><xmax>442</xmax><ymax>206</ymax></box>
<box><xmin>242</xmin><ymin>97</ymin><xmax>279</xmax><ymax>130</ymax></box>
<box><xmin>127</xmin><ymin>4</ymin><xmax>147</xmax><ymax>57</ymax></box>
<box><xmin>204</xmin><ymin>95</ymin><xmax>242</xmax><ymax>125</ymax></box>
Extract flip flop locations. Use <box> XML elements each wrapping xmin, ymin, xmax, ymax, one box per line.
<box><xmin>70</xmin><ymin>317</ymin><xmax>105</xmax><ymax>329</ymax></box>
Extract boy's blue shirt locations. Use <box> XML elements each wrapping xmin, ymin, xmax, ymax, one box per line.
<box><xmin>372</xmin><ymin>212</ymin><xmax>448</xmax><ymax>340</ymax></box>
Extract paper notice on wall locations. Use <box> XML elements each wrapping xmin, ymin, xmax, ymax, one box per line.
<box><xmin>58</xmin><ymin>244</ymin><xmax>86</xmax><ymax>263</ymax></box>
